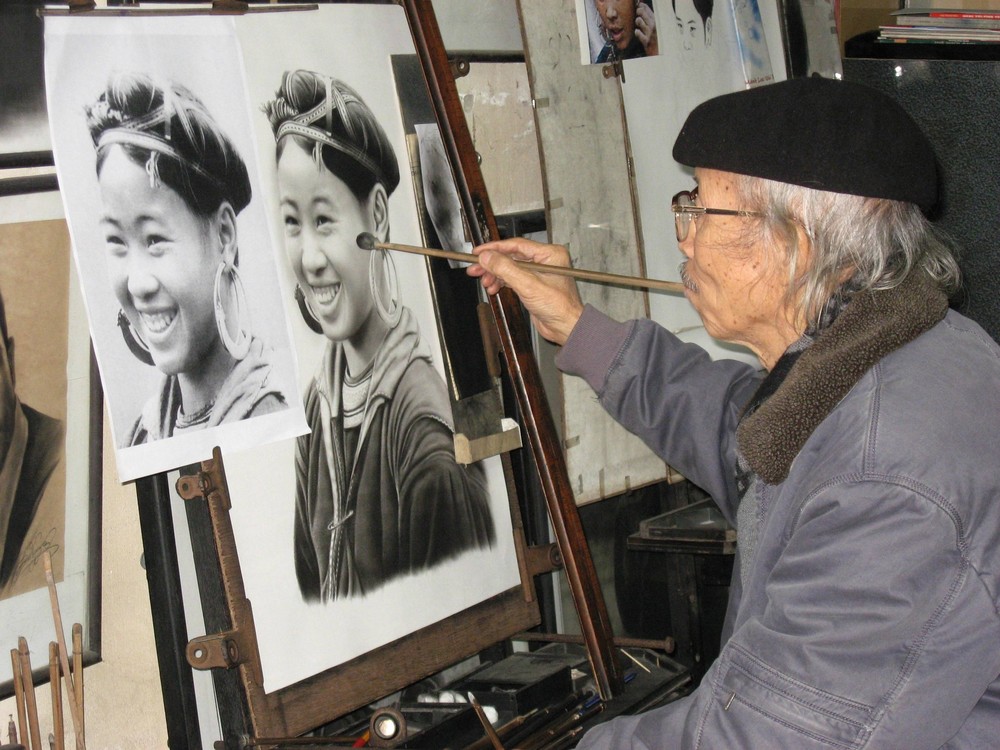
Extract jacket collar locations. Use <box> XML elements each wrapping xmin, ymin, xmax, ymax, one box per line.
<box><xmin>737</xmin><ymin>271</ymin><xmax>949</xmax><ymax>484</ymax></box>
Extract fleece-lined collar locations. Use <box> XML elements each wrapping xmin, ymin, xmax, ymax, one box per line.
<box><xmin>737</xmin><ymin>271</ymin><xmax>949</xmax><ymax>484</ymax></box>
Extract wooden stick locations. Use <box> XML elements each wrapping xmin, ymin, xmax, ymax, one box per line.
<box><xmin>10</xmin><ymin>649</ymin><xmax>26</xmax><ymax>747</ymax></box>
<box><xmin>18</xmin><ymin>638</ymin><xmax>41</xmax><ymax>750</ymax></box>
<box><xmin>41</xmin><ymin>553</ymin><xmax>84</xmax><ymax>750</ymax></box>
<box><xmin>372</xmin><ymin>239</ymin><xmax>686</xmax><ymax>294</ymax></box>
<box><xmin>49</xmin><ymin>643</ymin><xmax>64</xmax><ymax>750</ymax></box>
<box><xmin>70</xmin><ymin>626</ymin><xmax>83</xmax><ymax>744</ymax></box>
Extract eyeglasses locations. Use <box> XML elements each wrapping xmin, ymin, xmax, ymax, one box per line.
<box><xmin>671</xmin><ymin>188</ymin><xmax>763</xmax><ymax>242</ymax></box>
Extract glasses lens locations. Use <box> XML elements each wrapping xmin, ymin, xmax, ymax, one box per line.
<box><xmin>673</xmin><ymin>191</ymin><xmax>693</xmax><ymax>241</ymax></box>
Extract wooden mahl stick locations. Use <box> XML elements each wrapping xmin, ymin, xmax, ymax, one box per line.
<box><xmin>17</xmin><ymin>638</ymin><xmax>41</xmax><ymax>750</ymax></box>
<box><xmin>355</xmin><ymin>232</ymin><xmax>686</xmax><ymax>294</ymax></box>
<box><xmin>50</xmin><ymin>642</ymin><xmax>64</xmax><ymax>750</ymax></box>
<box><xmin>42</xmin><ymin>553</ymin><xmax>84</xmax><ymax>750</ymax></box>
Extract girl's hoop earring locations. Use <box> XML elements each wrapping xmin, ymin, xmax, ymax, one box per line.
<box><xmin>117</xmin><ymin>310</ymin><xmax>155</xmax><ymax>366</ymax></box>
<box><xmin>214</xmin><ymin>261</ymin><xmax>252</xmax><ymax>361</ymax></box>
<box><xmin>370</xmin><ymin>247</ymin><xmax>401</xmax><ymax>328</ymax></box>
<box><xmin>295</xmin><ymin>284</ymin><xmax>324</xmax><ymax>334</ymax></box>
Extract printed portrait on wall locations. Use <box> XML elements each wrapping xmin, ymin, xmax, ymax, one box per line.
<box><xmin>675</xmin><ymin>0</ymin><xmax>715</xmax><ymax>51</ymax></box>
<box><xmin>579</xmin><ymin>0</ymin><xmax>660</xmax><ymax>64</ymax></box>
<box><xmin>44</xmin><ymin>16</ymin><xmax>307</xmax><ymax>481</ymax></box>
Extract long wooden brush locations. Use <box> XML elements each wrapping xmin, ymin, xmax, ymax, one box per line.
<box><xmin>355</xmin><ymin>232</ymin><xmax>685</xmax><ymax>294</ymax></box>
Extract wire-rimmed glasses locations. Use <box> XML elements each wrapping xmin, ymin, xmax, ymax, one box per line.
<box><xmin>671</xmin><ymin>188</ymin><xmax>763</xmax><ymax>242</ymax></box>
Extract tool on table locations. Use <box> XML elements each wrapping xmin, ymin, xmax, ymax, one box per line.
<box><xmin>49</xmin><ymin>643</ymin><xmax>63</xmax><ymax>750</ymax></box>
<box><xmin>355</xmin><ymin>232</ymin><xmax>685</xmax><ymax>294</ymax></box>
<box><xmin>17</xmin><ymin>639</ymin><xmax>41</xmax><ymax>750</ymax></box>
<box><xmin>466</xmin><ymin>693</ymin><xmax>505</xmax><ymax>750</ymax></box>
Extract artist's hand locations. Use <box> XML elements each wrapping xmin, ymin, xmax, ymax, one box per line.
<box><xmin>468</xmin><ymin>238</ymin><xmax>584</xmax><ymax>346</ymax></box>
<box><xmin>636</xmin><ymin>2</ymin><xmax>658</xmax><ymax>56</ymax></box>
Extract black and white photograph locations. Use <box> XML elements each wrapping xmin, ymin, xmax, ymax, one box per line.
<box><xmin>44</xmin><ymin>15</ymin><xmax>308</xmax><ymax>481</ymax></box>
<box><xmin>220</xmin><ymin>4</ymin><xmax>519</xmax><ymax>692</ymax></box>
<box><xmin>578</xmin><ymin>0</ymin><xmax>660</xmax><ymax>64</ymax></box>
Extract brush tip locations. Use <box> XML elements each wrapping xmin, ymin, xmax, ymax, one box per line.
<box><xmin>356</xmin><ymin>232</ymin><xmax>377</xmax><ymax>251</ymax></box>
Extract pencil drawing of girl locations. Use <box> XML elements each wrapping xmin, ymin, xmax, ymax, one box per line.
<box><xmin>86</xmin><ymin>72</ymin><xmax>289</xmax><ymax>446</ymax></box>
<box><xmin>263</xmin><ymin>70</ymin><xmax>496</xmax><ymax>602</ymax></box>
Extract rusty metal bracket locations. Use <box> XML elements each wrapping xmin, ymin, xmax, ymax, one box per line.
<box><xmin>602</xmin><ymin>59</ymin><xmax>625</xmax><ymax>83</ymax></box>
<box><xmin>525</xmin><ymin>542</ymin><xmax>563</xmax><ymax>578</ymax></box>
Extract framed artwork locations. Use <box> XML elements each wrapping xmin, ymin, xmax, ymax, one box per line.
<box><xmin>0</xmin><ymin>213</ymin><xmax>103</xmax><ymax>700</ymax></box>
<box><xmin>0</xmin><ymin>1</ymin><xmax>58</xmax><ymax>196</ymax></box>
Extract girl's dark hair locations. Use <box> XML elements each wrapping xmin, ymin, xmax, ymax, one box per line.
<box><xmin>86</xmin><ymin>72</ymin><xmax>251</xmax><ymax>217</ymax></box>
<box><xmin>262</xmin><ymin>69</ymin><xmax>399</xmax><ymax>202</ymax></box>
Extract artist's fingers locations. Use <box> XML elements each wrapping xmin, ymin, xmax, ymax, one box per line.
<box><xmin>474</xmin><ymin>248</ymin><xmax>538</xmax><ymax>297</ymax></box>
<box><xmin>474</xmin><ymin>237</ymin><xmax>572</xmax><ymax>267</ymax></box>
<box><xmin>465</xmin><ymin>260</ymin><xmax>505</xmax><ymax>296</ymax></box>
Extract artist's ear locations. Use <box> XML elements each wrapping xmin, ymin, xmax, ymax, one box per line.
<box><xmin>705</xmin><ymin>18</ymin><xmax>713</xmax><ymax>46</ymax></box>
<box><xmin>368</xmin><ymin>183</ymin><xmax>390</xmax><ymax>242</ymax></box>
<box><xmin>215</xmin><ymin>202</ymin><xmax>239</xmax><ymax>267</ymax></box>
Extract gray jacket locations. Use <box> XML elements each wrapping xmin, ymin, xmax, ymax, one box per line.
<box><xmin>560</xmin><ymin>290</ymin><xmax>1000</xmax><ymax>749</ymax></box>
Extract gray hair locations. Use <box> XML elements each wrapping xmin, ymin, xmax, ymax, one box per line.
<box><xmin>734</xmin><ymin>175</ymin><xmax>961</xmax><ymax>329</ymax></box>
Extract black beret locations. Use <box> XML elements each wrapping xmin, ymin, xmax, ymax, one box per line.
<box><xmin>672</xmin><ymin>77</ymin><xmax>938</xmax><ymax>212</ymax></box>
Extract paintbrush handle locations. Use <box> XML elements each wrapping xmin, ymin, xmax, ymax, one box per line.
<box><xmin>377</xmin><ymin>241</ymin><xmax>685</xmax><ymax>294</ymax></box>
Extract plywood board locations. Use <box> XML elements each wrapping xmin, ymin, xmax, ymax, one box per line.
<box><xmin>518</xmin><ymin>0</ymin><xmax>669</xmax><ymax>505</ymax></box>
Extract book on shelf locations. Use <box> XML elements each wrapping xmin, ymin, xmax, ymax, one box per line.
<box><xmin>893</xmin><ymin>10</ymin><xmax>1000</xmax><ymax>27</ymax></box>
<box><xmin>902</xmin><ymin>0</ymin><xmax>1000</xmax><ymax>10</ymax></box>
<box><xmin>880</xmin><ymin>23</ymin><xmax>1000</xmax><ymax>40</ymax></box>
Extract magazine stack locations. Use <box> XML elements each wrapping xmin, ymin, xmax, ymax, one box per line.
<box><xmin>881</xmin><ymin>0</ymin><xmax>1000</xmax><ymax>43</ymax></box>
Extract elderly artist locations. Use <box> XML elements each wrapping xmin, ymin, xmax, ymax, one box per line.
<box><xmin>470</xmin><ymin>77</ymin><xmax>1000</xmax><ymax>749</ymax></box>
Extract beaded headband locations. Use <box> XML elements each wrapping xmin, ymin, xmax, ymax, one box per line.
<box><xmin>274</xmin><ymin>75</ymin><xmax>388</xmax><ymax>188</ymax></box>
<box><xmin>96</xmin><ymin>102</ymin><xmax>228</xmax><ymax>194</ymax></box>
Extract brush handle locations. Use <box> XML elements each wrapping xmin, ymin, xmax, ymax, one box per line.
<box><xmin>376</xmin><ymin>241</ymin><xmax>685</xmax><ymax>294</ymax></box>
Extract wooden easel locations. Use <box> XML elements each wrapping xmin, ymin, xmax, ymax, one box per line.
<box><xmin>102</xmin><ymin>0</ymin><xmax>643</xmax><ymax>746</ymax></box>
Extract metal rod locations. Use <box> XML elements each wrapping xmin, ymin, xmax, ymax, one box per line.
<box><xmin>373</xmin><ymin>239</ymin><xmax>685</xmax><ymax>294</ymax></box>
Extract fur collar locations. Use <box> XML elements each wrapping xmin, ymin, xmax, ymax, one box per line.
<box><xmin>737</xmin><ymin>272</ymin><xmax>949</xmax><ymax>484</ymax></box>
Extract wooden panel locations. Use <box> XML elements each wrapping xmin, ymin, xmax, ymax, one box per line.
<box><xmin>517</xmin><ymin>0</ymin><xmax>668</xmax><ymax>504</ymax></box>
<box><xmin>455</xmin><ymin>62</ymin><xmax>544</xmax><ymax>216</ymax></box>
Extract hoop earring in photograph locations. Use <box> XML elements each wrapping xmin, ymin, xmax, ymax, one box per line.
<box><xmin>214</xmin><ymin>261</ymin><xmax>252</xmax><ymax>361</ymax></box>
<box><xmin>117</xmin><ymin>310</ymin><xmax>155</xmax><ymax>366</ymax></box>
<box><xmin>370</xmin><ymin>247</ymin><xmax>401</xmax><ymax>328</ymax></box>
<box><xmin>295</xmin><ymin>284</ymin><xmax>324</xmax><ymax>334</ymax></box>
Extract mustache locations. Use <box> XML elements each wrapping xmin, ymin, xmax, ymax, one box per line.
<box><xmin>678</xmin><ymin>261</ymin><xmax>697</xmax><ymax>292</ymax></box>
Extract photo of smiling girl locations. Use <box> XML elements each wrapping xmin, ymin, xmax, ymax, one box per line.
<box><xmin>263</xmin><ymin>70</ymin><xmax>496</xmax><ymax>602</ymax></box>
<box><xmin>85</xmin><ymin>72</ymin><xmax>290</xmax><ymax>446</ymax></box>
